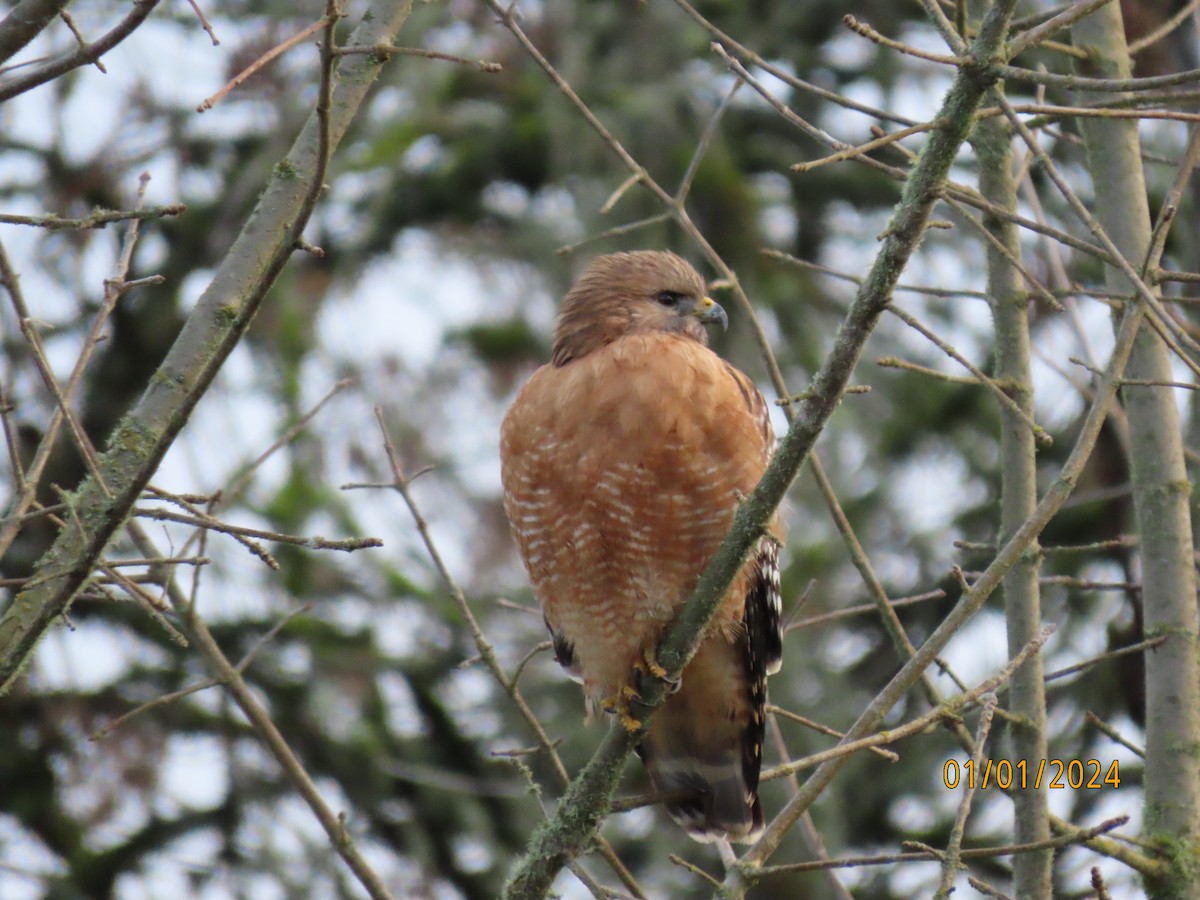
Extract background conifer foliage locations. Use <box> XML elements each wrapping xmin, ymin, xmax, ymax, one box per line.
<box><xmin>2</xmin><ymin>1</ymin><xmax>1199</xmax><ymax>897</ymax></box>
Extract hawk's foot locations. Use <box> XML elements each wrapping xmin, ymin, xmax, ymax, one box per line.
<box><xmin>635</xmin><ymin>646</ymin><xmax>682</xmax><ymax>696</ymax></box>
<box><xmin>601</xmin><ymin>684</ymin><xmax>643</xmax><ymax>733</ymax></box>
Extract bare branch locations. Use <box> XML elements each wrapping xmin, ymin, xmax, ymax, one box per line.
<box><xmin>0</xmin><ymin>204</ymin><xmax>185</xmax><ymax>230</ymax></box>
<box><xmin>334</xmin><ymin>43</ymin><xmax>501</xmax><ymax>71</ymax></box>
<box><xmin>935</xmin><ymin>695</ymin><xmax>998</xmax><ymax>898</ymax></box>
<box><xmin>0</xmin><ymin>0</ymin><xmax>163</xmax><ymax>102</ymax></box>
<box><xmin>184</xmin><ymin>0</ymin><xmax>219</xmax><ymax>46</ymax></box>
<box><xmin>0</xmin><ymin>0</ymin><xmax>71</xmax><ymax>65</ymax></box>
<box><xmin>197</xmin><ymin>15</ymin><xmax>331</xmax><ymax>112</ymax></box>
<box><xmin>754</xmin><ymin>816</ymin><xmax>1129</xmax><ymax>876</ymax></box>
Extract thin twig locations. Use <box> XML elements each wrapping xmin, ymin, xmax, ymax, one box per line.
<box><xmin>718</xmin><ymin>41</ymin><xmax>1116</xmax><ymax>267</ymax></box>
<box><xmin>1129</xmin><ymin>0</ymin><xmax>1200</xmax><ymax>54</ymax></box>
<box><xmin>197</xmin><ymin>16</ymin><xmax>331</xmax><ymax>112</ymax></box>
<box><xmin>754</xmin><ymin>816</ymin><xmax>1128</xmax><ymax>875</ymax></box>
<box><xmin>129</xmin><ymin>514</ymin><xmax>395</xmax><ymax>899</ymax></box>
<box><xmin>786</xmin><ymin>589</ymin><xmax>946</xmax><ymax>630</ymax></box>
<box><xmin>1006</xmin><ymin>0</ymin><xmax>1114</xmax><ymax>58</ymax></box>
<box><xmin>0</xmin><ymin>0</ymin><xmax>162</xmax><ymax>103</ymax></box>
<box><xmin>764</xmin><ymin>714</ymin><xmax>856</xmax><ymax>900</ymax></box>
<box><xmin>334</xmin><ymin>43</ymin><xmax>501</xmax><ymax>71</ymax></box>
<box><xmin>793</xmin><ymin>120</ymin><xmax>939</xmax><ymax>173</ymax></box>
<box><xmin>132</xmin><ymin>506</ymin><xmax>379</xmax><ymax>557</ymax></box>
<box><xmin>0</xmin><ymin>205</ymin><xmax>185</xmax><ymax>230</ymax></box>
<box><xmin>1001</xmin><ymin>94</ymin><xmax>1200</xmax><ymax>389</ymax></box>
<box><xmin>668</xmin><ymin>855</ymin><xmax>724</xmax><ymax>890</ymax></box>
<box><xmin>762</xmin><ymin>250</ymin><xmax>988</xmax><ymax>299</ymax></box>
<box><xmin>935</xmin><ymin>695</ymin><xmax>998</xmax><ymax>898</ymax></box>
<box><xmin>555</xmin><ymin>214</ymin><xmax>672</xmax><ymax>256</ymax></box>
<box><xmin>1087</xmin><ymin>711</ymin><xmax>1146</xmax><ymax>758</ymax></box>
<box><xmin>762</xmin><ymin>628</ymin><xmax>1052</xmax><ymax>783</ymax></box>
<box><xmin>676</xmin><ymin>78</ymin><xmax>742</xmax><ymax>205</ymax></box>
<box><xmin>877</xmin><ymin>357</ymin><xmax>982</xmax><ymax>384</ymax></box>
<box><xmin>1045</xmin><ymin>637</ymin><xmax>1166</xmax><ymax>684</ymax></box>
<box><xmin>58</xmin><ymin>10</ymin><xmax>106</xmax><ymax>73</ymax></box>
<box><xmin>886</xmin><ymin>304</ymin><xmax>1053</xmax><ymax>446</ymax></box>
<box><xmin>998</xmin><ymin>60</ymin><xmax>1200</xmax><ymax>92</ymax></box>
<box><xmin>184</xmin><ymin>0</ymin><xmax>220</xmax><ymax>45</ymax></box>
<box><xmin>843</xmin><ymin>14</ymin><xmax>966</xmax><ymax>65</ymax></box>
<box><xmin>966</xmin><ymin>876</ymin><xmax>1015</xmax><ymax>900</ymax></box>
<box><xmin>0</xmin><ymin>174</ymin><xmax>155</xmax><ymax>559</ymax></box>
<box><xmin>914</xmin><ymin>0</ymin><xmax>969</xmax><ymax>53</ymax></box>
<box><xmin>98</xmin><ymin>563</ymin><xmax>188</xmax><ymax>646</ymax></box>
<box><xmin>671</xmin><ymin>0</ymin><xmax>920</xmax><ymax>127</ymax></box>
<box><xmin>767</xmin><ymin>704</ymin><xmax>899</xmax><ymax>762</ymax></box>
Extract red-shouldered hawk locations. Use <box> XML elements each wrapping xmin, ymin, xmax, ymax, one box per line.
<box><xmin>499</xmin><ymin>251</ymin><xmax>782</xmax><ymax>844</ymax></box>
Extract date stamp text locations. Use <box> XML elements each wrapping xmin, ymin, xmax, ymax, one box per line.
<box><xmin>942</xmin><ymin>758</ymin><xmax>1121</xmax><ymax>790</ymax></box>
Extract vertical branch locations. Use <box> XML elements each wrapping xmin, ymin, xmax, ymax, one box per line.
<box><xmin>934</xmin><ymin>695</ymin><xmax>999</xmax><ymax>898</ymax></box>
<box><xmin>1071</xmin><ymin>8</ymin><xmax>1200</xmax><ymax>896</ymax></box>
<box><xmin>976</xmin><ymin>87</ymin><xmax>1051</xmax><ymax>896</ymax></box>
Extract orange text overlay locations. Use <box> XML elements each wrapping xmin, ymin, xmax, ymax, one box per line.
<box><xmin>942</xmin><ymin>758</ymin><xmax>1121</xmax><ymax>791</ymax></box>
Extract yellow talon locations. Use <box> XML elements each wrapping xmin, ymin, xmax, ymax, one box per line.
<box><xmin>643</xmin><ymin>652</ymin><xmax>669</xmax><ymax>681</ymax></box>
<box><xmin>601</xmin><ymin>684</ymin><xmax>644</xmax><ymax>732</ymax></box>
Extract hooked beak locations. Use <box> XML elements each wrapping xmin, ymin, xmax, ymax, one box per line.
<box><xmin>687</xmin><ymin>296</ymin><xmax>728</xmax><ymax>331</ymax></box>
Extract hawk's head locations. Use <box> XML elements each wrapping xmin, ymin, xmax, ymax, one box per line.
<box><xmin>552</xmin><ymin>251</ymin><xmax>727</xmax><ymax>366</ymax></box>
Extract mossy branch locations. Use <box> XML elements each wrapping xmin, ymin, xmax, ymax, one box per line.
<box><xmin>977</xmin><ymin>84</ymin><xmax>1052</xmax><ymax>894</ymax></box>
<box><xmin>1072</xmin><ymin>6</ymin><xmax>1200</xmax><ymax>897</ymax></box>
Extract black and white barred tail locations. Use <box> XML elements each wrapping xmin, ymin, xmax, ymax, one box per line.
<box><xmin>638</xmin><ymin>539</ymin><xmax>782</xmax><ymax>843</ymax></box>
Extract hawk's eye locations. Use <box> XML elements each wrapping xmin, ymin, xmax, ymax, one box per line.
<box><xmin>656</xmin><ymin>290</ymin><xmax>682</xmax><ymax>307</ymax></box>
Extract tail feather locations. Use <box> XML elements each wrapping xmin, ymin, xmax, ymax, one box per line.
<box><xmin>637</xmin><ymin>635</ymin><xmax>765</xmax><ymax>844</ymax></box>
<box><xmin>637</xmin><ymin>537</ymin><xmax>781</xmax><ymax>843</ymax></box>
<box><xmin>638</xmin><ymin>737</ymin><xmax>764</xmax><ymax>843</ymax></box>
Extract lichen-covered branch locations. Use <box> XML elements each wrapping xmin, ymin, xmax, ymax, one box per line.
<box><xmin>976</xmin><ymin>86</ymin><xmax>1052</xmax><ymax>896</ymax></box>
<box><xmin>1071</xmin><ymin>7</ymin><xmax>1200</xmax><ymax>897</ymax></box>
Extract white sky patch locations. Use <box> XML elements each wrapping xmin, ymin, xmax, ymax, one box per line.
<box><xmin>822</xmin><ymin>78</ymin><xmax>888</xmax><ymax>136</ymax></box>
<box><xmin>818</xmin><ymin>626</ymin><xmax>875</xmax><ymax>674</ymax></box>
<box><xmin>889</xmin><ymin>793</ymin><xmax>942</xmax><ymax>834</ymax></box>
<box><xmin>441</xmin><ymin>667</ymin><xmax>503</xmax><ymax>739</ymax></box>
<box><xmin>889</xmin><ymin>859</ymin><xmax>944</xmax><ymax>898</ymax></box>
<box><xmin>159</xmin><ymin>734</ymin><xmax>231</xmax><ymax>811</ymax></box>
<box><xmin>938</xmin><ymin>609</ymin><xmax>1011</xmax><ymax>686</ymax></box>
<box><xmin>33</xmin><ymin>622</ymin><xmax>164</xmax><ymax>691</ymax></box>
<box><xmin>0</xmin><ymin>814</ymin><xmax>65</xmax><ymax>896</ymax></box>
<box><xmin>823</xmin><ymin>27</ymin><xmax>878</xmax><ymax>72</ymax></box>
<box><xmin>888</xmin><ymin>447</ymin><xmax>985</xmax><ymax>536</ymax></box>
<box><xmin>378</xmin><ymin>671</ymin><xmax>427</xmax><ymax>739</ymax></box>
<box><xmin>755</xmin><ymin>171</ymin><xmax>798</xmax><ymax>247</ymax></box>
<box><xmin>318</xmin><ymin>231</ymin><xmax>494</xmax><ymax>369</ymax></box>
<box><xmin>452</xmin><ymin>834</ymin><xmax>494</xmax><ymax>875</ymax></box>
